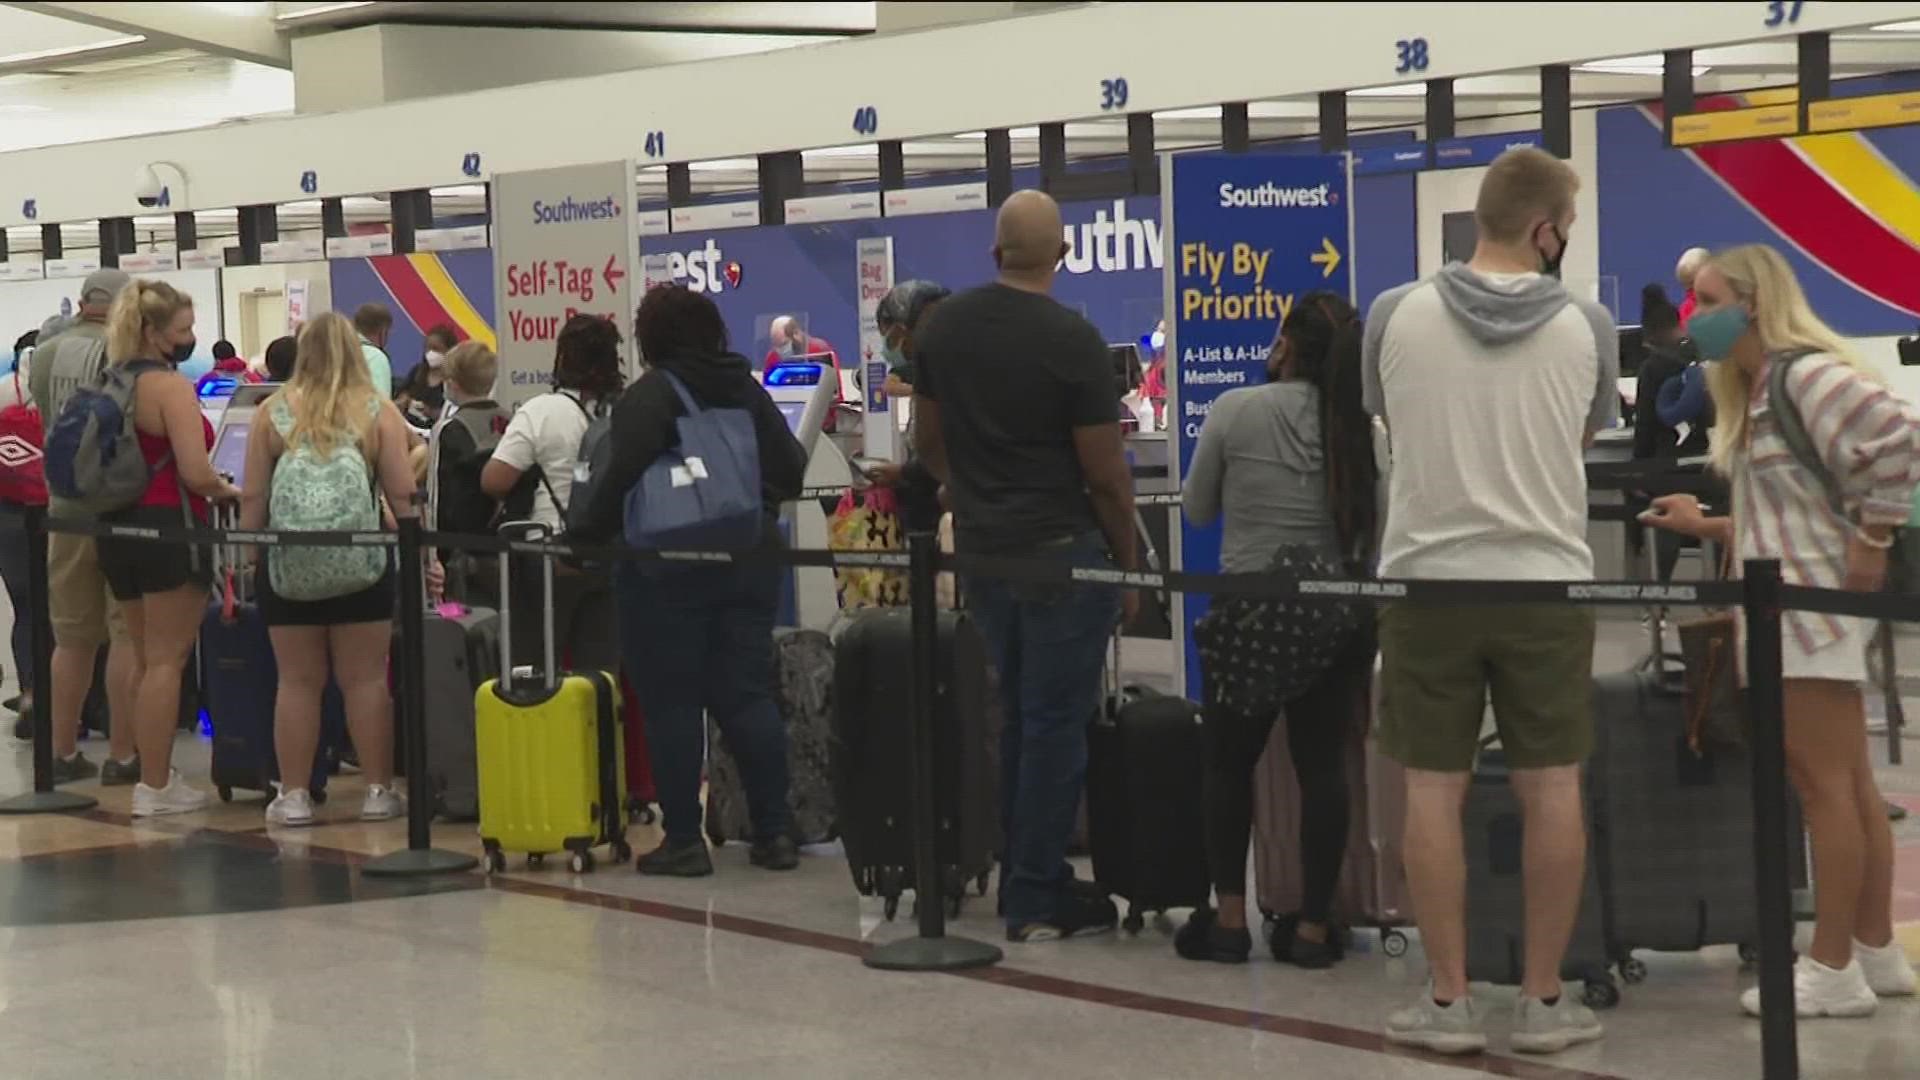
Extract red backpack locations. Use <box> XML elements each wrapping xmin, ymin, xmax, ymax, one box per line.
<box><xmin>0</xmin><ymin>377</ymin><xmax>47</xmax><ymax>506</ymax></box>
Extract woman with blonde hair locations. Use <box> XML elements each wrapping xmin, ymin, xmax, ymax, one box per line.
<box><xmin>239</xmin><ymin>311</ymin><xmax>419</xmax><ymax>827</ymax></box>
<box><xmin>93</xmin><ymin>280</ymin><xmax>239</xmax><ymax>816</ymax></box>
<box><xmin>1643</xmin><ymin>244</ymin><xmax>1918</xmax><ymax>1016</ymax></box>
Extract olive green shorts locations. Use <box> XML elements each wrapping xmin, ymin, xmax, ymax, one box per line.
<box><xmin>1376</xmin><ymin>603</ymin><xmax>1595</xmax><ymax>772</ymax></box>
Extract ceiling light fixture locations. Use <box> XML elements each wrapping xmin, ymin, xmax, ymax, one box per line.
<box><xmin>1577</xmin><ymin>54</ymin><xmax>1710</xmax><ymax>76</ymax></box>
<box><xmin>0</xmin><ymin>35</ymin><xmax>147</xmax><ymax>67</ymax></box>
<box><xmin>275</xmin><ymin>1</ymin><xmax>376</xmax><ymax>22</ymax></box>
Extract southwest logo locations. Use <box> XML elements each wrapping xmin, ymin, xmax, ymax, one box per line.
<box><xmin>1218</xmin><ymin>182</ymin><xmax>1335</xmax><ymax>209</ymax></box>
<box><xmin>723</xmin><ymin>261</ymin><xmax>742</xmax><ymax>289</ymax></box>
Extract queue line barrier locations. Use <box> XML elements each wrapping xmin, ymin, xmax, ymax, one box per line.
<box><xmin>13</xmin><ymin>510</ymin><xmax>1895</xmax><ymax>1080</ymax></box>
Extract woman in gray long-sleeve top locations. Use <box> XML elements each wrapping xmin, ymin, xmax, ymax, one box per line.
<box><xmin>1175</xmin><ymin>292</ymin><xmax>1381</xmax><ymax>968</ymax></box>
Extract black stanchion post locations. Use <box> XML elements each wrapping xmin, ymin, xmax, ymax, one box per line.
<box><xmin>1743</xmin><ymin>559</ymin><xmax>1798</xmax><ymax>1080</ymax></box>
<box><xmin>0</xmin><ymin>508</ymin><xmax>95</xmax><ymax>815</ymax></box>
<box><xmin>864</xmin><ymin>530</ymin><xmax>1002</xmax><ymax>972</ymax></box>
<box><xmin>364</xmin><ymin>513</ymin><xmax>477</xmax><ymax>877</ymax></box>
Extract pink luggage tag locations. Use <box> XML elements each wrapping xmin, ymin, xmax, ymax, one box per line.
<box><xmin>434</xmin><ymin>601</ymin><xmax>467</xmax><ymax>620</ymax></box>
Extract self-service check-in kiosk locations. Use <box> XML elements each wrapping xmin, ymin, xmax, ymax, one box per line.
<box><xmin>209</xmin><ymin>383</ymin><xmax>281</xmax><ymax>487</ymax></box>
<box><xmin>764</xmin><ymin>360</ymin><xmax>843</xmax><ymax>630</ymax></box>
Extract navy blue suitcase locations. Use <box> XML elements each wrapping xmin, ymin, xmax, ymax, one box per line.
<box><xmin>202</xmin><ymin>595</ymin><xmax>343</xmax><ymax>803</ymax></box>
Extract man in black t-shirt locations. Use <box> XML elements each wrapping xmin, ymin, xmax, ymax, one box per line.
<box><xmin>914</xmin><ymin>190</ymin><xmax>1137</xmax><ymax>943</ymax></box>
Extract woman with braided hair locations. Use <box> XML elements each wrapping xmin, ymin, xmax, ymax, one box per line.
<box><xmin>1177</xmin><ymin>290</ymin><xmax>1381</xmax><ymax>967</ymax></box>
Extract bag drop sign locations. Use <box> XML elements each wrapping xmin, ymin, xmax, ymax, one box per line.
<box><xmin>492</xmin><ymin>160</ymin><xmax>638</xmax><ymax>409</ymax></box>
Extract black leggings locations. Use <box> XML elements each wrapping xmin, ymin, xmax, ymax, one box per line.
<box><xmin>1201</xmin><ymin>633</ymin><xmax>1374</xmax><ymax>924</ymax></box>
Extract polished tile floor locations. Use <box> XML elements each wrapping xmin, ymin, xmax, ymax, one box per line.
<box><xmin>0</xmin><ymin>622</ymin><xmax>1911</xmax><ymax>1080</ymax></box>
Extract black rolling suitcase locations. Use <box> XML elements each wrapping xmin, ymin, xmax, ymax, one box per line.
<box><xmin>1590</xmin><ymin>663</ymin><xmax>1809</xmax><ymax>981</ymax></box>
<box><xmin>831</xmin><ymin>608</ymin><xmax>996</xmax><ymax>919</ymax></box>
<box><xmin>1085</xmin><ymin>638</ymin><xmax>1212</xmax><ymax>932</ymax></box>
<box><xmin>1464</xmin><ymin>746</ymin><xmax>1618</xmax><ymax>1007</ymax></box>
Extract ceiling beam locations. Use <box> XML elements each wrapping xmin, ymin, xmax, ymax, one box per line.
<box><xmin>5</xmin><ymin>1</ymin><xmax>291</xmax><ymax>67</ymax></box>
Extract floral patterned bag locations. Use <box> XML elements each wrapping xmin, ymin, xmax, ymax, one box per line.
<box><xmin>1193</xmin><ymin>544</ymin><xmax>1359</xmax><ymax>715</ymax></box>
<box><xmin>830</xmin><ymin>486</ymin><xmax>908</xmax><ymax>608</ymax></box>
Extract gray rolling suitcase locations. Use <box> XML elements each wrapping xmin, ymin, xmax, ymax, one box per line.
<box><xmin>1465</xmin><ymin>748</ymin><xmax>1619</xmax><ymax>1008</ymax></box>
<box><xmin>412</xmin><ymin>601</ymin><xmax>500</xmax><ymax>821</ymax></box>
<box><xmin>705</xmin><ymin>627</ymin><xmax>838</xmax><ymax>846</ymax></box>
<box><xmin>1590</xmin><ymin>663</ymin><xmax>1810</xmax><ymax>979</ymax></box>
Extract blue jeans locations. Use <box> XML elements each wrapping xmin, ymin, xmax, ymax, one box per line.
<box><xmin>614</xmin><ymin>560</ymin><xmax>791</xmax><ymax>845</ymax></box>
<box><xmin>964</xmin><ymin>532</ymin><xmax>1120</xmax><ymax>926</ymax></box>
<box><xmin>0</xmin><ymin>505</ymin><xmax>33</xmax><ymax>688</ymax></box>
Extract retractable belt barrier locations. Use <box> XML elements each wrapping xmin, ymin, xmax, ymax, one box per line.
<box><xmin>31</xmin><ymin>499</ymin><xmax>1897</xmax><ymax>1080</ymax></box>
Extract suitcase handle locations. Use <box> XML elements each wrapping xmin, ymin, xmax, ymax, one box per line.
<box><xmin>496</xmin><ymin>519</ymin><xmax>557</xmax><ymax>692</ymax></box>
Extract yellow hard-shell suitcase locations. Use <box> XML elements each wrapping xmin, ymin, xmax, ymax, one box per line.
<box><xmin>476</xmin><ymin>522</ymin><xmax>628</xmax><ymax>873</ymax></box>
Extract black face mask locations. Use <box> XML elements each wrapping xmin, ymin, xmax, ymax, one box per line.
<box><xmin>168</xmin><ymin>340</ymin><xmax>195</xmax><ymax>367</ymax></box>
<box><xmin>1538</xmin><ymin>224</ymin><xmax>1567</xmax><ymax>280</ymax></box>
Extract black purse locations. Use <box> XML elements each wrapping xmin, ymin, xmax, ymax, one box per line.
<box><xmin>1194</xmin><ymin>544</ymin><xmax>1359</xmax><ymax>715</ymax></box>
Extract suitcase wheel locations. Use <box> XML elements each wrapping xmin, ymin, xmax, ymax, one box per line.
<box><xmin>1582</xmin><ymin>979</ymin><xmax>1620</xmax><ymax>1010</ymax></box>
<box><xmin>568</xmin><ymin>850</ymin><xmax>595</xmax><ymax>874</ymax></box>
<box><xmin>612</xmin><ymin>839</ymin><xmax>633</xmax><ymax>864</ymax></box>
<box><xmin>975</xmin><ymin>871</ymin><xmax>990</xmax><ymax>898</ymax></box>
<box><xmin>217</xmin><ymin>786</ymin><xmax>233</xmax><ymax>803</ymax></box>
<box><xmin>1122</xmin><ymin>909</ymin><xmax>1145</xmax><ymax>935</ymax></box>
<box><xmin>1619</xmin><ymin>958</ymin><xmax>1648</xmax><ymax>985</ymax></box>
<box><xmin>883</xmin><ymin>895</ymin><xmax>900</xmax><ymax>921</ymax></box>
<box><xmin>527</xmin><ymin>852</ymin><xmax>545</xmax><ymax>870</ymax></box>
<box><xmin>482</xmin><ymin>848</ymin><xmax>506</xmax><ymax>875</ymax></box>
<box><xmin>1738</xmin><ymin>943</ymin><xmax>1760</xmax><ymax>966</ymax></box>
<box><xmin>1381</xmin><ymin>930</ymin><xmax>1410</xmax><ymax>959</ymax></box>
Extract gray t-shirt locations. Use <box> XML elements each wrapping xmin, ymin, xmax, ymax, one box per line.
<box><xmin>1181</xmin><ymin>380</ymin><xmax>1341</xmax><ymax>572</ymax></box>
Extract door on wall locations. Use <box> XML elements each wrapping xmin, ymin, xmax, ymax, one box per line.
<box><xmin>1441</xmin><ymin>211</ymin><xmax>1478</xmax><ymax>266</ymax></box>
<box><xmin>238</xmin><ymin>287</ymin><xmax>287</xmax><ymax>360</ymax></box>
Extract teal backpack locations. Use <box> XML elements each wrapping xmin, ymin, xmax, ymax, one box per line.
<box><xmin>267</xmin><ymin>395</ymin><xmax>386</xmax><ymax>601</ymax></box>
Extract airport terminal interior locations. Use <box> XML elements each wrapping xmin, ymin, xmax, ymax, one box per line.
<box><xmin>0</xmin><ymin>3</ymin><xmax>1919</xmax><ymax>1078</ymax></box>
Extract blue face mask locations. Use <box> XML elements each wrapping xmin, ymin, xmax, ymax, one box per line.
<box><xmin>881</xmin><ymin>342</ymin><xmax>907</xmax><ymax>369</ymax></box>
<box><xmin>1686</xmin><ymin>305</ymin><xmax>1750</xmax><ymax>361</ymax></box>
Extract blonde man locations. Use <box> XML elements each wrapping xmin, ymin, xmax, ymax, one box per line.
<box><xmin>1364</xmin><ymin>147</ymin><xmax>1618</xmax><ymax>1056</ymax></box>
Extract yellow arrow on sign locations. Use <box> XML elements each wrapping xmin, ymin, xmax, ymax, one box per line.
<box><xmin>1311</xmin><ymin>237</ymin><xmax>1342</xmax><ymax>279</ymax></box>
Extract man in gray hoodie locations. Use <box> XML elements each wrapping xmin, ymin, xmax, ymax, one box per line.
<box><xmin>1362</xmin><ymin>147</ymin><xmax>1618</xmax><ymax>1056</ymax></box>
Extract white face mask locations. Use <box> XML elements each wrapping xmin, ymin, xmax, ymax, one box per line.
<box><xmin>424</xmin><ymin>349</ymin><xmax>446</xmax><ymax>369</ymax></box>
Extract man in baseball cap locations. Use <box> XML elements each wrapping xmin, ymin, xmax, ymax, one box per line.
<box><xmin>25</xmin><ymin>264</ymin><xmax>137</xmax><ymax>785</ymax></box>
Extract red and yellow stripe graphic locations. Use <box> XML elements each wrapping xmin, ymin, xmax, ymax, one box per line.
<box><xmin>1648</xmin><ymin>89</ymin><xmax>1920</xmax><ymax>318</ymax></box>
<box><xmin>366</xmin><ymin>254</ymin><xmax>496</xmax><ymax>349</ymax></box>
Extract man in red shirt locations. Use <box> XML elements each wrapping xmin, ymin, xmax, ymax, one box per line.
<box><xmin>763</xmin><ymin>315</ymin><xmax>842</xmax><ymax>430</ymax></box>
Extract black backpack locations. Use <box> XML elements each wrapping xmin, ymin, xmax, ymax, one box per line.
<box><xmin>433</xmin><ymin>402</ymin><xmax>510</xmax><ymax>537</ymax></box>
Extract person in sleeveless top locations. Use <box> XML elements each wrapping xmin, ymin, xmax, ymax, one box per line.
<box><xmin>93</xmin><ymin>280</ymin><xmax>240</xmax><ymax>817</ymax></box>
<box><xmin>240</xmin><ymin>313</ymin><xmax>421</xmax><ymax>828</ymax></box>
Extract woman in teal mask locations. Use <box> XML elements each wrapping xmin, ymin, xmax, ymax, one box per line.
<box><xmin>1643</xmin><ymin>245</ymin><xmax>1918</xmax><ymax>1018</ymax></box>
<box><xmin>866</xmin><ymin>280</ymin><xmax>950</xmax><ymax>532</ymax></box>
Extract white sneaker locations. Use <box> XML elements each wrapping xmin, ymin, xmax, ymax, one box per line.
<box><xmin>1741</xmin><ymin>955</ymin><xmax>1879</xmax><ymax>1018</ymax></box>
<box><xmin>131</xmin><ymin>770</ymin><xmax>210</xmax><ymax>818</ymax></box>
<box><xmin>1854</xmin><ymin>938</ymin><xmax>1918</xmax><ymax>998</ymax></box>
<box><xmin>1510</xmin><ymin>992</ymin><xmax>1604</xmax><ymax>1054</ymax></box>
<box><xmin>265</xmin><ymin>788</ymin><xmax>316</xmax><ymax>827</ymax></box>
<box><xmin>1385</xmin><ymin>987</ymin><xmax>1487</xmax><ymax>1055</ymax></box>
<box><xmin>360</xmin><ymin>784</ymin><xmax>405</xmax><ymax>822</ymax></box>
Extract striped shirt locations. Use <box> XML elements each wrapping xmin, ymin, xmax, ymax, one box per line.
<box><xmin>1733</xmin><ymin>353</ymin><xmax>1920</xmax><ymax>654</ymax></box>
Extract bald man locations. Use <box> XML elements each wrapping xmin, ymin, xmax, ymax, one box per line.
<box><xmin>913</xmin><ymin>189</ymin><xmax>1136</xmax><ymax>943</ymax></box>
<box><xmin>1675</xmin><ymin>247</ymin><xmax>1709</xmax><ymax>325</ymax></box>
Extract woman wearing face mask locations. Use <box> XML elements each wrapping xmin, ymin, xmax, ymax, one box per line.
<box><xmin>866</xmin><ymin>280</ymin><xmax>950</xmax><ymax>533</ymax></box>
<box><xmin>1177</xmin><ymin>292</ymin><xmax>1380</xmax><ymax>967</ymax></box>
<box><xmin>93</xmin><ymin>280</ymin><xmax>240</xmax><ymax>816</ymax></box>
<box><xmin>1642</xmin><ymin>245</ymin><xmax>1919</xmax><ymax>1017</ymax></box>
<box><xmin>396</xmin><ymin>325</ymin><xmax>458</xmax><ymax>431</ymax></box>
